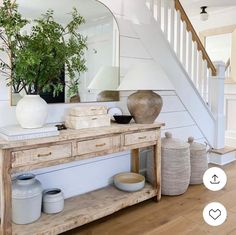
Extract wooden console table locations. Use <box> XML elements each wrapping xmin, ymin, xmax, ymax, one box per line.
<box><xmin>0</xmin><ymin>123</ymin><xmax>163</xmax><ymax>235</ymax></box>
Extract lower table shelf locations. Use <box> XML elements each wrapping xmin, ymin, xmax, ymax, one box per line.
<box><xmin>13</xmin><ymin>183</ymin><xmax>157</xmax><ymax>235</ymax></box>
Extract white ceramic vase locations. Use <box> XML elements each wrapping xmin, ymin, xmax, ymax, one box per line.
<box><xmin>16</xmin><ymin>95</ymin><xmax>48</xmax><ymax>129</ymax></box>
<box><xmin>12</xmin><ymin>174</ymin><xmax>43</xmax><ymax>224</ymax></box>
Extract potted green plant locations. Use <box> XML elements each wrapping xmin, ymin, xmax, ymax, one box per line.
<box><xmin>0</xmin><ymin>0</ymin><xmax>87</xmax><ymax>128</ymax></box>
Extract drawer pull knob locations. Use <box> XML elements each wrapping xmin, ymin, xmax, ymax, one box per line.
<box><xmin>139</xmin><ymin>136</ymin><xmax>147</xmax><ymax>140</ymax></box>
<box><xmin>91</xmin><ymin>108</ymin><xmax>97</xmax><ymax>111</ymax></box>
<box><xmin>96</xmin><ymin>143</ymin><xmax>106</xmax><ymax>147</ymax></box>
<box><xmin>92</xmin><ymin>118</ymin><xmax>98</xmax><ymax>120</ymax></box>
<box><xmin>38</xmin><ymin>152</ymin><xmax>52</xmax><ymax>157</ymax></box>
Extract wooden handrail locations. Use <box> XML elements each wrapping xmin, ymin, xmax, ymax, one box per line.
<box><xmin>225</xmin><ymin>58</ymin><xmax>230</xmax><ymax>71</ymax></box>
<box><xmin>174</xmin><ymin>0</ymin><xmax>217</xmax><ymax>76</ymax></box>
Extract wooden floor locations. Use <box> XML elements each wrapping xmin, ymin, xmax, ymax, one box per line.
<box><xmin>63</xmin><ymin>162</ymin><xmax>236</xmax><ymax>235</ymax></box>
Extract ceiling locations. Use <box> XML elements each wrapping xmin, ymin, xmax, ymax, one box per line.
<box><xmin>180</xmin><ymin>0</ymin><xmax>236</xmax><ymax>17</ymax></box>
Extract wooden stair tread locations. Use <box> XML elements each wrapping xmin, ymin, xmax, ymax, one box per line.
<box><xmin>211</xmin><ymin>146</ymin><xmax>236</xmax><ymax>155</ymax></box>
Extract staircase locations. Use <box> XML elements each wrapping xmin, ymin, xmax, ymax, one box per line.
<box><xmin>146</xmin><ymin>0</ymin><xmax>217</xmax><ymax>106</ymax></box>
<box><xmin>128</xmin><ymin>0</ymin><xmax>225</xmax><ymax>149</ymax></box>
<box><xmin>100</xmin><ymin>0</ymin><xmax>234</xmax><ymax>163</ymax></box>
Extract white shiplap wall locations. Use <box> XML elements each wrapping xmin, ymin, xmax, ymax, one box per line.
<box><xmin>1</xmin><ymin>0</ymin><xmax>206</xmax><ymax>198</ymax></box>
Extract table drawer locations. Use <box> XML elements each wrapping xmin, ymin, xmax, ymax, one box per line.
<box><xmin>77</xmin><ymin>137</ymin><xmax>112</xmax><ymax>155</ymax></box>
<box><xmin>12</xmin><ymin>143</ymin><xmax>72</xmax><ymax>167</ymax></box>
<box><xmin>124</xmin><ymin>131</ymin><xmax>158</xmax><ymax>146</ymax></box>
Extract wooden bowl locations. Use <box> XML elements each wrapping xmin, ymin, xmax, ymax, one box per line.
<box><xmin>113</xmin><ymin>172</ymin><xmax>145</xmax><ymax>192</ymax></box>
<box><xmin>113</xmin><ymin>115</ymin><xmax>133</xmax><ymax>124</ymax></box>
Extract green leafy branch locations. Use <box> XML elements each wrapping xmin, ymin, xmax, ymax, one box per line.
<box><xmin>0</xmin><ymin>0</ymin><xmax>87</xmax><ymax>96</ymax></box>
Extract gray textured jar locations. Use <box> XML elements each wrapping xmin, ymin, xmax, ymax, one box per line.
<box><xmin>43</xmin><ymin>188</ymin><xmax>64</xmax><ymax>214</ymax></box>
<box><xmin>12</xmin><ymin>173</ymin><xmax>43</xmax><ymax>224</ymax></box>
<box><xmin>161</xmin><ymin>132</ymin><xmax>190</xmax><ymax>195</ymax></box>
<box><xmin>146</xmin><ymin>132</ymin><xmax>190</xmax><ymax>195</ymax></box>
<box><xmin>188</xmin><ymin>137</ymin><xmax>208</xmax><ymax>184</ymax></box>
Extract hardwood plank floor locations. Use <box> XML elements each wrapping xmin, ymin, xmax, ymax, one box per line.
<box><xmin>63</xmin><ymin>162</ymin><xmax>236</xmax><ymax>235</ymax></box>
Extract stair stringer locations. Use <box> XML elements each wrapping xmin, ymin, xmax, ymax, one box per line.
<box><xmin>132</xmin><ymin>5</ymin><xmax>216</xmax><ymax>145</ymax></box>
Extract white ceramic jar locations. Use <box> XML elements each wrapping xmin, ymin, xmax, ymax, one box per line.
<box><xmin>12</xmin><ymin>173</ymin><xmax>43</xmax><ymax>224</ymax></box>
<box><xmin>16</xmin><ymin>95</ymin><xmax>48</xmax><ymax>129</ymax></box>
<box><xmin>43</xmin><ymin>188</ymin><xmax>64</xmax><ymax>214</ymax></box>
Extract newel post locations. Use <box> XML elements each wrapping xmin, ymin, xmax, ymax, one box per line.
<box><xmin>210</xmin><ymin>61</ymin><xmax>225</xmax><ymax>149</ymax></box>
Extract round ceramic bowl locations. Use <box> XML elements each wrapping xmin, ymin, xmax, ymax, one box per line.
<box><xmin>113</xmin><ymin>115</ymin><xmax>133</xmax><ymax>124</ymax></box>
<box><xmin>113</xmin><ymin>172</ymin><xmax>145</xmax><ymax>192</ymax></box>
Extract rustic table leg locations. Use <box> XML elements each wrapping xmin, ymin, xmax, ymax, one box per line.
<box><xmin>131</xmin><ymin>149</ymin><xmax>140</xmax><ymax>173</ymax></box>
<box><xmin>153</xmin><ymin>138</ymin><xmax>161</xmax><ymax>201</ymax></box>
<box><xmin>0</xmin><ymin>150</ymin><xmax>12</xmax><ymax>235</ymax></box>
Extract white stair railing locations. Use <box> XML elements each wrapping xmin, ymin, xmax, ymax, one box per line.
<box><xmin>145</xmin><ymin>0</ymin><xmax>217</xmax><ymax>107</ymax></box>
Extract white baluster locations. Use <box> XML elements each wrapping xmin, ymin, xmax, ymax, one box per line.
<box><xmin>192</xmin><ymin>42</ymin><xmax>198</xmax><ymax>86</ymax></box>
<box><xmin>149</xmin><ymin>0</ymin><xmax>154</xmax><ymax>17</ymax></box>
<box><xmin>181</xmin><ymin>21</ymin><xmax>187</xmax><ymax>69</ymax></box>
<box><xmin>187</xmin><ymin>31</ymin><xmax>193</xmax><ymax>78</ymax></box>
<box><xmin>163</xmin><ymin>0</ymin><xmax>168</xmax><ymax>37</ymax></box>
<box><xmin>161</xmin><ymin>1</ymin><xmax>165</xmax><ymax>32</ymax></box>
<box><xmin>169</xmin><ymin>0</ymin><xmax>175</xmax><ymax>48</ymax></box>
<box><xmin>197</xmin><ymin>50</ymin><xmax>203</xmax><ymax>96</ymax></box>
<box><xmin>202</xmin><ymin>60</ymin><xmax>208</xmax><ymax>102</ymax></box>
<box><xmin>175</xmin><ymin>10</ymin><xmax>181</xmax><ymax>59</ymax></box>
<box><xmin>152</xmin><ymin>0</ymin><xmax>157</xmax><ymax>20</ymax></box>
<box><xmin>208</xmin><ymin>69</ymin><xmax>212</xmax><ymax>109</ymax></box>
<box><xmin>145</xmin><ymin>0</ymin><xmax>151</xmax><ymax>9</ymax></box>
<box><xmin>156</xmin><ymin>0</ymin><xmax>161</xmax><ymax>23</ymax></box>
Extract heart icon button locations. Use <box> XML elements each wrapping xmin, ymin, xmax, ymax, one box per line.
<box><xmin>209</xmin><ymin>209</ymin><xmax>221</xmax><ymax>220</ymax></box>
<box><xmin>203</xmin><ymin>202</ymin><xmax>227</xmax><ymax>226</ymax></box>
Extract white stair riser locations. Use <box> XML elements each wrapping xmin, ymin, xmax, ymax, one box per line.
<box><xmin>209</xmin><ymin>152</ymin><xmax>236</xmax><ymax>165</ymax></box>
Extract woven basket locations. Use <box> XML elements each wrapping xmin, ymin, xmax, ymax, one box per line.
<box><xmin>147</xmin><ymin>132</ymin><xmax>190</xmax><ymax>196</ymax></box>
<box><xmin>188</xmin><ymin>137</ymin><xmax>208</xmax><ymax>185</ymax></box>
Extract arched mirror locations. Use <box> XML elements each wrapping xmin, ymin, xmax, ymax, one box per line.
<box><xmin>9</xmin><ymin>0</ymin><xmax>119</xmax><ymax>105</ymax></box>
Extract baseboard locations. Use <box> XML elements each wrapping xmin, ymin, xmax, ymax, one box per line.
<box><xmin>209</xmin><ymin>151</ymin><xmax>236</xmax><ymax>165</ymax></box>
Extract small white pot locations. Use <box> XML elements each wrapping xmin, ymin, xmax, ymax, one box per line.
<box><xmin>43</xmin><ymin>188</ymin><xmax>64</xmax><ymax>214</ymax></box>
<box><xmin>16</xmin><ymin>95</ymin><xmax>48</xmax><ymax>129</ymax></box>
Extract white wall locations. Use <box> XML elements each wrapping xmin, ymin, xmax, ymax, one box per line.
<box><xmin>1</xmin><ymin>0</ymin><xmax>206</xmax><ymax>198</ymax></box>
<box><xmin>225</xmin><ymin>83</ymin><xmax>236</xmax><ymax>146</ymax></box>
<box><xmin>205</xmin><ymin>33</ymin><xmax>231</xmax><ymax>63</ymax></box>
